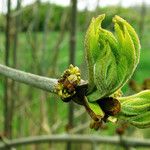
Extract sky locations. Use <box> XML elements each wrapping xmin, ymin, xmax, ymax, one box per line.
<box><xmin>0</xmin><ymin>0</ymin><xmax>150</xmax><ymax>13</ymax></box>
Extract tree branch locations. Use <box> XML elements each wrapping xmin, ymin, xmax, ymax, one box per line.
<box><xmin>0</xmin><ymin>64</ymin><xmax>87</xmax><ymax>94</ymax></box>
<box><xmin>1</xmin><ymin>134</ymin><xmax>150</xmax><ymax>148</ymax></box>
<box><xmin>0</xmin><ymin>64</ymin><xmax>57</xmax><ymax>93</ymax></box>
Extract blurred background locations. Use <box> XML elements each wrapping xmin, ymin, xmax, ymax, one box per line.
<box><xmin>0</xmin><ymin>0</ymin><xmax>150</xmax><ymax>149</ymax></box>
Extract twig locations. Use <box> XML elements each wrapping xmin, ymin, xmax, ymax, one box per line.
<box><xmin>74</xmin><ymin>108</ymin><xmax>85</xmax><ymax>118</ymax></box>
<box><xmin>11</xmin><ymin>4</ymin><xmax>34</xmax><ymax>18</ymax></box>
<box><xmin>0</xmin><ymin>64</ymin><xmax>87</xmax><ymax>94</ymax></box>
<box><xmin>69</xmin><ymin>121</ymin><xmax>90</xmax><ymax>134</ymax></box>
<box><xmin>0</xmin><ymin>135</ymin><xmax>150</xmax><ymax>149</ymax></box>
<box><xmin>119</xmin><ymin>135</ymin><xmax>131</xmax><ymax>150</ymax></box>
<box><xmin>0</xmin><ymin>64</ymin><xmax>57</xmax><ymax>93</ymax></box>
<box><xmin>51</xmin><ymin>11</ymin><xmax>68</xmax><ymax>75</ymax></box>
<box><xmin>82</xmin><ymin>96</ymin><xmax>99</xmax><ymax>121</ymax></box>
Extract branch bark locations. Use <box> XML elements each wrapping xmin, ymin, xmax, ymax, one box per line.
<box><xmin>0</xmin><ymin>64</ymin><xmax>87</xmax><ymax>94</ymax></box>
<box><xmin>0</xmin><ymin>64</ymin><xmax>57</xmax><ymax>93</ymax></box>
<box><xmin>1</xmin><ymin>135</ymin><xmax>150</xmax><ymax>149</ymax></box>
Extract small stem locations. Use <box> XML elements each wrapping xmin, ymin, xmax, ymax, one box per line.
<box><xmin>82</xmin><ymin>96</ymin><xmax>99</xmax><ymax>121</ymax></box>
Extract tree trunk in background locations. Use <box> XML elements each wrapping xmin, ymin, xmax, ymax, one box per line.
<box><xmin>4</xmin><ymin>0</ymin><xmax>11</xmax><ymax>138</ymax></box>
<box><xmin>13</xmin><ymin>0</ymin><xmax>21</xmax><ymax>66</ymax></box>
<box><xmin>41</xmin><ymin>5</ymin><xmax>52</xmax><ymax>74</ymax></box>
<box><xmin>67</xmin><ymin>0</ymin><xmax>77</xmax><ymax>150</ymax></box>
<box><xmin>139</xmin><ymin>0</ymin><xmax>146</xmax><ymax>41</ymax></box>
<box><xmin>27</xmin><ymin>0</ymin><xmax>40</xmax><ymax>73</ymax></box>
<box><xmin>10</xmin><ymin>0</ymin><xmax>21</xmax><ymax>138</ymax></box>
<box><xmin>69</xmin><ymin>0</ymin><xmax>77</xmax><ymax>65</ymax></box>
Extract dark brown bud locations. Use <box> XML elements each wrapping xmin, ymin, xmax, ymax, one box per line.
<box><xmin>143</xmin><ymin>78</ymin><xmax>150</xmax><ymax>90</ymax></box>
<box><xmin>116</xmin><ymin>127</ymin><xmax>125</xmax><ymax>135</ymax></box>
<box><xmin>98</xmin><ymin>97</ymin><xmax>121</xmax><ymax>116</ymax></box>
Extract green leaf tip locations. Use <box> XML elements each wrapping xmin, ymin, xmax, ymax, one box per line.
<box><xmin>84</xmin><ymin>14</ymin><xmax>106</xmax><ymax>92</ymax></box>
<box><xmin>118</xmin><ymin>90</ymin><xmax>150</xmax><ymax>128</ymax></box>
<box><xmin>85</xmin><ymin>14</ymin><xmax>141</xmax><ymax>102</ymax></box>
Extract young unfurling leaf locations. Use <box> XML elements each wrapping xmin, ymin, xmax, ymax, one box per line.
<box><xmin>118</xmin><ymin>90</ymin><xmax>150</xmax><ymax>116</ymax></box>
<box><xmin>118</xmin><ymin>90</ymin><xmax>150</xmax><ymax>128</ymax></box>
<box><xmin>84</xmin><ymin>14</ymin><xmax>105</xmax><ymax>93</ymax></box>
<box><xmin>85</xmin><ymin>14</ymin><xmax>141</xmax><ymax>102</ymax></box>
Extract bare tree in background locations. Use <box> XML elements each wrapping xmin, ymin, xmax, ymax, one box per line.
<box><xmin>26</xmin><ymin>2</ymin><xmax>52</xmax><ymax>150</ymax></box>
<box><xmin>13</xmin><ymin>0</ymin><xmax>21</xmax><ymax>66</ymax></box>
<box><xmin>51</xmin><ymin>12</ymin><xmax>68</xmax><ymax>76</ymax></box>
<box><xmin>9</xmin><ymin>0</ymin><xmax>22</xmax><ymax>138</ymax></box>
<box><xmin>67</xmin><ymin>0</ymin><xmax>77</xmax><ymax>150</ymax></box>
<box><xmin>4</xmin><ymin>0</ymin><xmax>11</xmax><ymax>138</ymax></box>
<box><xmin>69</xmin><ymin>0</ymin><xmax>77</xmax><ymax>65</ymax></box>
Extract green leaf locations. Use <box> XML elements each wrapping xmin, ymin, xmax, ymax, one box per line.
<box><xmin>83</xmin><ymin>96</ymin><xmax>104</xmax><ymax>121</ymax></box>
<box><xmin>84</xmin><ymin>14</ymin><xmax>105</xmax><ymax>93</ymax></box>
<box><xmin>85</xmin><ymin>14</ymin><xmax>140</xmax><ymax>102</ymax></box>
<box><xmin>126</xmin><ymin>112</ymin><xmax>150</xmax><ymax>129</ymax></box>
<box><xmin>94</xmin><ymin>42</ymin><xmax>117</xmax><ymax>98</ymax></box>
<box><xmin>118</xmin><ymin>90</ymin><xmax>150</xmax><ymax>128</ymax></box>
<box><xmin>88</xmin><ymin>101</ymin><xmax>105</xmax><ymax>119</ymax></box>
<box><xmin>118</xmin><ymin>90</ymin><xmax>150</xmax><ymax>116</ymax></box>
<box><xmin>113</xmin><ymin>15</ymin><xmax>141</xmax><ymax>65</ymax></box>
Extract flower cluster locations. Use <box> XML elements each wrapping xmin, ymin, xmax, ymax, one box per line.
<box><xmin>56</xmin><ymin>64</ymin><xmax>81</xmax><ymax>100</ymax></box>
